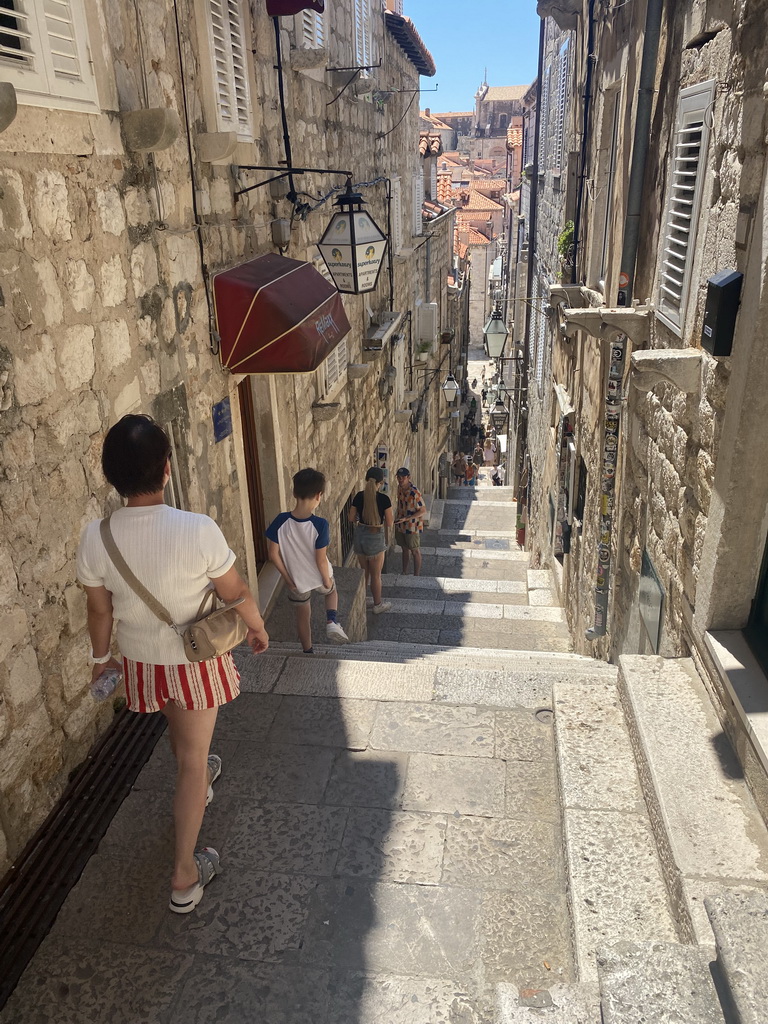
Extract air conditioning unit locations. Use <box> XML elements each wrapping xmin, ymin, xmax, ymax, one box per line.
<box><xmin>417</xmin><ymin>302</ymin><xmax>438</xmax><ymax>342</ymax></box>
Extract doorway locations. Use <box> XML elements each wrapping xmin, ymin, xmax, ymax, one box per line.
<box><xmin>745</xmin><ymin>532</ymin><xmax>768</xmax><ymax>674</ymax></box>
<box><xmin>237</xmin><ymin>377</ymin><xmax>269</xmax><ymax>568</ymax></box>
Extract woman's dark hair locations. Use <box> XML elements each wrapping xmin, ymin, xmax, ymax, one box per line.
<box><xmin>365</xmin><ymin>466</ymin><xmax>384</xmax><ymax>483</ymax></box>
<box><xmin>102</xmin><ymin>415</ymin><xmax>172</xmax><ymax>498</ymax></box>
<box><xmin>293</xmin><ymin>467</ymin><xmax>326</xmax><ymax>499</ymax></box>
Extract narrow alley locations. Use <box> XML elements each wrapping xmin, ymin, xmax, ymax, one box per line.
<box><xmin>5</xmin><ymin>357</ymin><xmax>767</xmax><ymax>1024</ymax></box>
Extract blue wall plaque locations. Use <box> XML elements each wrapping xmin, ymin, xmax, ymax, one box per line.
<box><xmin>212</xmin><ymin>397</ymin><xmax>233</xmax><ymax>443</ymax></box>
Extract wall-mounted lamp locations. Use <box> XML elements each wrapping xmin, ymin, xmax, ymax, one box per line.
<box><xmin>489</xmin><ymin>399</ymin><xmax>510</xmax><ymax>431</ymax></box>
<box><xmin>377</xmin><ymin>363</ymin><xmax>397</xmax><ymax>400</ymax></box>
<box><xmin>483</xmin><ymin>305</ymin><xmax>509</xmax><ymax>359</ymax></box>
<box><xmin>318</xmin><ymin>181</ymin><xmax>388</xmax><ymax>294</ymax></box>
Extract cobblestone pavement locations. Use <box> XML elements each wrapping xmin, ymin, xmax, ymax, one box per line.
<box><xmin>2</xmin><ymin>349</ymin><xmax>576</xmax><ymax>1024</ymax></box>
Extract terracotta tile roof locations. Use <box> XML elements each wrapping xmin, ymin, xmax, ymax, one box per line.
<box><xmin>507</xmin><ymin>125</ymin><xmax>523</xmax><ymax>148</ymax></box>
<box><xmin>472</xmin><ymin>178</ymin><xmax>508</xmax><ymax>193</ymax></box>
<box><xmin>385</xmin><ymin>12</ymin><xmax>436</xmax><ymax>77</ymax></box>
<box><xmin>482</xmin><ymin>85</ymin><xmax>529</xmax><ymax>102</ymax></box>
<box><xmin>437</xmin><ymin>173</ymin><xmax>453</xmax><ymax>204</ymax></box>
<box><xmin>463</xmin><ymin>190</ymin><xmax>505</xmax><ymax>212</ymax></box>
<box><xmin>434</xmin><ymin>111</ymin><xmax>474</xmax><ymax>118</ymax></box>
<box><xmin>467</xmin><ymin>227</ymin><xmax>491</xmax><ymax>245</ymax></box>
<box><xmin>421</xmin><ymin>112</ymin><xmax>452</xmax><ymax>130</ymax></box>
<box><xmin>419</xmin><ymin>132</ymin><xmax>443</xmax><ymax>157</ymax></box>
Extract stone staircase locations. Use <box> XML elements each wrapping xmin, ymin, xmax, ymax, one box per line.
<box><xmin>252</xmin><ymin>482</ymin><xmax>768</xmax><ymax>1023</ymax></box>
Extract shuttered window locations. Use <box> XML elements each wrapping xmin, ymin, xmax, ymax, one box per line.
<box><xmin>204</xmin><ymin>0</ymin><xmax>253</xmax><ymax>139</ymax></box>
<box><xmin>322</xmin><ymin>339</ymin><xmax>349</xmax><ymax>395</ymax></box>
<box><xmin>412</xmin><ymin>170</ymin><xmax>424</xmax><ymax>237</ymax></box>
<box><xmin>657</xmin><ymin>80</ymin><xmax>715</xmax><ymax>334</ymax></box>
<box><xmin>532</xmin><ymin>276</ymin><xmax>547</xmax><ymax>393</ymax></box>
<box><xmin>298</xmin><ymin>8</ymin><xmax>324</xmax><ymax>48</ymax></box>
<box><xmin>538</xmin><ymin>66</ymin><xmax>550</xmax><ymax>170</ymax></box>
<box><xmin>0</xmin><ymin>0</ymin><xmax>97</xmax><ymax>108</ymax></box>
<box><xmin>353</xmin><ymin>0</ymin><xmax>371</xmax><ymax>74</ymax></box>
<box><xmin>553</xmin><ymin>40</ymin><xmax>569</xmax><ymax>174</ymax></box>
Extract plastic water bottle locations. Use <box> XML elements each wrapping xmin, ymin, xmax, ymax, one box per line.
<box><xmin>90</xmin><ymin>667</ymin><xmax>123</xmax><ymax>701</ymax></box>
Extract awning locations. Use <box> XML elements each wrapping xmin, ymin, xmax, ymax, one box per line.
<box><xmin>213</xmin><ymin>253</ymin><xmax>351</xmax><ymax>374</ymax></box>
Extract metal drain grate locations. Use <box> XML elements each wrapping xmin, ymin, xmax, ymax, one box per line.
<box><xmin>0</xmin><ymin>708</ymin><xmax>166</xmax><ymax>1009</ymax></box>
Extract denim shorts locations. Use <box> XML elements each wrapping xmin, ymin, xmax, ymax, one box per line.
<box><xmin>353</xmin><ymin>525</ymin><xmax>387</xmax><ymax>558</ymax></box>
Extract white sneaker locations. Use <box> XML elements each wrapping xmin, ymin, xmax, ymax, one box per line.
<box><xmin>372</xmin><ymin>601</ymin><xmax>392</xmax><ymax>615</ymax></box>
<box><xmin>326</xmin><ymin>621</ymin><xmax>351</xmax><ymax>644</ymax></box>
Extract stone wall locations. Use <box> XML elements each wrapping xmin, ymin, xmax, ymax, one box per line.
<box><xmin>0</xmin><ymin>0</ymin><xmax>449</xmax><ymax>872</ymax></box>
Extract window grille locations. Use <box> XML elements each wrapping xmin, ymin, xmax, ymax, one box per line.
<box><xmin>204</xmin><ymin>0</ymin><xmax>253</xmax><ymax>139</ymax></box>
<box><xmin>298</xmin><ymin>8</ymin><xmax>324</xmax><ymax>48</ymax></box>
<box><xmin>657</xmin><ymin>80</ymin><xmax>715</xmax><ymax>334</ymax></box>
<box><xmin>0</xmin><ymin>0</ymin><xmax>97</xmax><ymax>107</ymax></box>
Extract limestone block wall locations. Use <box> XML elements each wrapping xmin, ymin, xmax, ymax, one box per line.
<box><xmin>0</xmin><ymin>0</ymin><xmax>447</xmax><ymax>873</ymax></box>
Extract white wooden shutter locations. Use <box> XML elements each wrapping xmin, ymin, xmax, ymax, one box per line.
<box><xmin>554</xmin><ymin>41</ymin><xmax>569</xmax><ymax>174</ymax></box>
<box><xmin>353</xmin><ymin>0</ymin><xmax>371</xmax><ymax>73</ymax></box>
<box><xmin>206</xmin><ymin>0</ymin><xmax>253</xmax><ymax>139</ymax></box>
<box><xmin>412</xmin><ymin>170</ymin><xmax>424</xmax><ymax>236</ymax></box>
<box><xmin>538</xmin><ymin>66</ymin><xmax>550</xmax><ymax>170</ymax></box>
<box><xmin>323</xmin><ymin>339</ymin><xmax>348</xmax><ymax>394</ymax></box>
<box><xmin>0</xmin><ymin>0</ymin><xmax>97</xmax><ymax>106</ymax></box>
<box><xmin>657</xmin><ymin>80</ymin><xmax>715</xmax><ymax>334</ymax></box>
<box><xmin>391</xmin><ymin>177</ymin><xmax>403</xmax><ymax>253</ymax></box>
<box><xmin>298</xmin><ymin>9</ymin><xmax>324</xmax><ymax>48</ymax></box>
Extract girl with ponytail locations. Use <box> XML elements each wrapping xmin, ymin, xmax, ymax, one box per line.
<box><xmin>349</xmin><ymin>467</ymin><xmax>394</xmax><ymax>614</ymax></box>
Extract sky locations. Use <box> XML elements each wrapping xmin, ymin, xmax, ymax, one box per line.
<box><xmin>405</xmin><ymin>0</ymin><xmax>541</xmax><ymax>114</ymax></box>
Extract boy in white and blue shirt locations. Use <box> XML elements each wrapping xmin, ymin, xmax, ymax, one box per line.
<box><xmin>265</xmin><ymin>468</ymin><xmax>350</xmax><ymax>652</ymax></box>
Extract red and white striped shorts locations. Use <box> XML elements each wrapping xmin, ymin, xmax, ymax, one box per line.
<box><xmin>122</xmin><ymin>653</ymin><xmax>240</xmax><ymax>713</ymax></box>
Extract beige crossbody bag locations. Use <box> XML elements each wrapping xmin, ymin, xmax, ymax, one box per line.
<box><xmin>99</xmin><ymin>515</ymin><xmax>247</xmax><ymax>663</ymax></box>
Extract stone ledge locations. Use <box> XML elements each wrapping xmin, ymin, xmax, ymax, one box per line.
<box><xmin>705</xmin><ymin>631</ymin><xmax>768</xmax><ymax>777</ymax></box>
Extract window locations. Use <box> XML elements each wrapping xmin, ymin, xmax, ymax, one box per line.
<box><xmin>0</xmin><ymin>0</ymin><xmax>98</xmax><ymax>109</ymax></box>
<box><xmin>321</xmin><ymin>338</ymin><xmax>348</xmax><ymax>396</ymax></box>
<box><xmin>533</xmin><ymin>275</ymin><xmax>548</xmax><ymax>393</ymax></box>
<box><xmin>202</xmin><ymin>0</ymin><xmax>253</xmax><ymax>140</ymax></box>
<box><xmin>553</xmin><ymin>40</ymin><xmax>569</xmax><ymax>174</ymax></box>
<box><xmin>657</xmin><ymin>79</ymin><xmax>716</xmax><ymax>334</ymax></box>
<box><xmin>297</xmin><ymin>8</ymin><xmax>324</xmax><ymax>48</ymax></box>
<box><xmin>353</xmin><ymin>0</ymin><xmax>372</xmax><ymax>74</ymax></box>
<box><xmin>412</xmin><ymin>169</ymin><xmax>424</xmax><ymax>236</ymax></box>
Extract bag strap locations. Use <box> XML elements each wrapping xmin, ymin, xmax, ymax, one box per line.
<box><xmin>99</xmin><ymin>515</ymin><xmax>178</xmax><ymax>630</ymax></box>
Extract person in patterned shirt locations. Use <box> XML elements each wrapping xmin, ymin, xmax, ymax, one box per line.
<box><xmin>394</xmin><ymin>467</ymin><xmax>426</xmax><ymax>576</ymax></box>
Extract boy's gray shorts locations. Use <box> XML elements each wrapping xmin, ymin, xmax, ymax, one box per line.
<box><xmin>288</xmin><ymin>581</ymin><xmax>336</xmax><ymax>603</ymax></box>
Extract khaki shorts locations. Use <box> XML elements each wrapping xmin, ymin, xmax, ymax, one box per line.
<box><xmin>395</xmin><ymin>530</ymin><xmax>421</xmax><ymax>551</ymax></box>
<box><xmin>288</xmin><ymin>581</ymin><xmax>336</xmax><ymax>603</ymax></box>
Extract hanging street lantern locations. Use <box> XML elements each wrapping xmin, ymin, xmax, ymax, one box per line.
<box><xmin>318</xmin><ymin>181</ymin><xmax>388</xmax><ymax>294</ymax></box>
<box><xmin>441</xmin><ymin>373</ymin><xmax>460</xmax><ymax>403</ymax></box>
<box><xmin>489</xmin><ymin>398</ymin><xmax>510</xmax><ymax>431</ymax></box>
<box><xmin>483</xmin><ymin>306</ymin><xmax>509</xmax><ymax>360</ymax></box>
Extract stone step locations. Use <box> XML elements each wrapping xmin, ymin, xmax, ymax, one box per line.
<box><xmin>366</xmin><ymin>614</ymin><xmax>572</xmax><ymax>652</ymax></box>
<box><xmin>391</xmin><ymin>544</ymin><xmax>529</xmax><ymax>561</ymax></box>
<box><xmin>554</xmin><ymin>679</ymin><xmax>678</xmax><ymax>983</ymax></box>
<box><xmin>705</xmin><ymin>889</ymin><xmax>768</xmax><ymax>1024</ymax></box>
<box><xmin>380</xmin><ymin>573</ymin><xmax>529</xmax><ymax>597</ymax></box>
<box><xmin>383</xmin><ymin>554</ymin><xmax>530</xmax><ymax>582</ymax></box>
<box><xmin>495</xmin><ymin>981</ymin><xmax>601</xmax><ymax>1023</ymax></box>
<box><xmin>233</xmin><ymin>645</ymin><xmax>618</xmax><ymax>709</ymax></box>
<box><xmin>618</xmin><ymin>656</ymin><xmax>768</xmax><ymax>944</ymax></box>
<box><xmin>597</xmin><ymin>942</ymin><xmax>725</xmax><ymax>1024</ymax></box>
<box><xmin>367</xmin><ymin>599</ymin><xmax>565</xmax><ymax>622</ymax></box>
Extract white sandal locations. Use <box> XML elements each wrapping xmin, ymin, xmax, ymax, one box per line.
<box><xmin>168</xmin><ymin>847</ymin><xmax>220</xmax><ymax>914</ymax></box>
<box><xmin>205</xmin><ymin>754</ymin><xmax>222</xmax><ymax>807</ymax></box>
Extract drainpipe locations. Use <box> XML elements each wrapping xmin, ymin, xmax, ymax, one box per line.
<box><xmin>586</xmin><ymin>0</ymin><xmax>663</xmax><ymax>641</ymax></box>
<box><xmin>616</xmin><ymin>0</ymin><xmax>664</xmax><ymax>307</ymax></box>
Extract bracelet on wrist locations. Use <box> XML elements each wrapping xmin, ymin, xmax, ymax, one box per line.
<box><xmin>90</xmin><ymin>650</ymin><xmax>112</xmax><ymax>665</ymax></box>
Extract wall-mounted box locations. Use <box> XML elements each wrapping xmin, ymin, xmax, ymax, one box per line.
<box><xmin>702</xmin><ymin>269</ymin><xmax>742</xmax><ymax>357</ymax></box>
